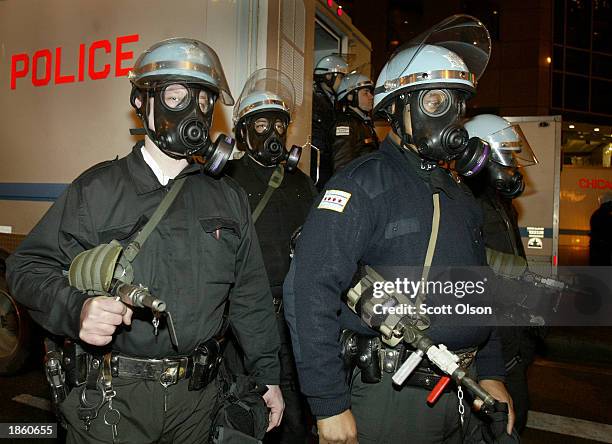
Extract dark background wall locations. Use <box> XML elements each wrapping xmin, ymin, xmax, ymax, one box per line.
<box><xmin>341</xmin><ymin>0</ymin><xmax>553</xmax><ymax>118</ymax></box>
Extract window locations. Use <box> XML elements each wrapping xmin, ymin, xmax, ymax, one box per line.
<box><xmin>551</xmin><ymin>0</ymin><xmax>612</xmax><ymax>118</ymax></box>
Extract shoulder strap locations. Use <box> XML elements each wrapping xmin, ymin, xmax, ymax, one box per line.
<box><xmin>347</xmin><ymin>192</ymin><xmax>441</xmax><ymax>337</ymax></box>
<box><xmin>123</xmin><ymin>177</ymin><xmax>187</xmax><ymax>263</ymax></box>
<box><xmin>252</xmin><ymin>165</ymin><xmax>285</xmax><ymax>224</ymax></box>
<box><xmin>415</xmin><ymin>192</ymin><xmax>441</xmax><ymax>311</ymax></box>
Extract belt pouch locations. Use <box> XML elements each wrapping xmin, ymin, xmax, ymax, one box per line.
<box><xmin>356</xmin><ymin>336</ymin><xmax>382</xmax><ymax>383</ymax></box>
<box><xmin>189</xmin><ymin>338</ymin><xmax>222</xmax><ymax>391</ymax></box>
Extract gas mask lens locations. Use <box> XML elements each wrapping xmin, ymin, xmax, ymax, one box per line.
<box><xmin>163</xmin><ymin>84</ymin><xmax>189</xmax><ymax>111</ymax></box>
<box><xmin>421</xmin><ymin>90</ymin><xmax>451</xmax><ymax>117</ymax></box>
<box><xmin>252</xmin><ymin>117</ymin><xmax>287</xmax><ymax>136</ymax></box>
<box><xmin>197</xmin><ymin>90</ymin><xmax>213</xmax><ymax>114</ymax></box>
<box><xmin>274</xmin><ymin>120</ymin><xmax>287</xmax><ymax>135</ymax></box>
<box><xmin>254</xmin><ymin>117</ymin><xmax>270</xmax><ymax>134</ymax></box>
<box><xmin>161</xmin><ymin>84</ymin><xmax>213</xmax><ymax>114</ymax></box>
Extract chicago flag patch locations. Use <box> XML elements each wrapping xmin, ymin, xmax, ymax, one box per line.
<box><xmin>336</xmin><ymin>126</ymin><xmax>350</xmax><ymax>136</ymax></box>
<box><xmin>318</xmin><ymin>189</ymin><xmax>352</xmax><ymax>213</ymax></box>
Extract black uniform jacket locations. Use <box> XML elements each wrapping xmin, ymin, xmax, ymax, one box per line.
<box><xmin>284</xmin><ymin>135</ymin><xmax>504</xmax><ymax>417</ymax></box>
<box><xmin>468</xmin><ymin>177</ymin><xmax>525</xmax><ymax>257</ymax></box>
<box><xmin>225</xmin><ymin>155</ymin><xmax>317</xmax><ymax>298</ymax></box>
<box><xmin>590</xmin><ymin>201</ymin><xmax>612</xmax><ymax>266</ymax></box>
<box><xmin>311</xmin><ymin>82</ymin><xmax>335</xmax><ymax>154</ymax></box>
<box><xmin>312</xmin><ymin>82</ymin><xmax>337</xmax><ymax>190</ymax></box>
<box><xmin>331</xmin><ymin>106</ymin><xmax>379</xmax><ymax>172</ymax></box>
<box><xmin>7</xmin><ymin>142</ymin><xmax>280</xmax><ymax>384</ymax></box>
<box><xmin>468</xmin><ymin>179</ymin><xmax>538</xmax><ymax>365</ymax></box>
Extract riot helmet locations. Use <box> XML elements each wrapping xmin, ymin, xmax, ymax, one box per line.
<box><xmin>464</xmin><ymin>114</ymin><xmax>538</xmax><ymax>198</ymax></box>
<box><xmin>314</xmin><ymin>54</ymin><xmax>349</xmax><ymax>93</ymax></box>
<box><xmin>233</xmin><ymin>68</ymin><xmax>301</xmax><ymax>171</ymax></box>
<box><xmin>129</xmin><ymin>38</ymin><xmax>235</xmax><ymax>175</ymax></box>
<box><xmin>337</xmin><ymin>72</ymin><xmax>375</xmax><ymax>113</ymax></box>
<box><xmin>373</xmin><ymin>15</ymin><xmax>491</xmax><ymax>170</ymax></box>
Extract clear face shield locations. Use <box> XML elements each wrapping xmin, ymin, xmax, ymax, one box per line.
<box><xmin>406</xmin><ymin>14</ymin><xmax>491</xmax><ymax>81</ymax></box>
<box><xmin>380</xmin><ymin>15</ymin><xmax>491</xmax><ymax>100</ymax></box>
<box><xmin>339</xmin><ymin>64</ymin><xmax>375</xmax><ymax>114</ymax></box>
<box><xmin>129</xmin><ymin>38</ymin><xmax>237</xmax><ymax>174</ymax></box>
<box><xmin>234</xmin><ymin>69</ymin><xmax>301</xmax><ymax>170</ymax></box>
<box><xmin>489</xmin><ymin>125</ymin><xmax>538</xmax><ymax>167</ymax></box>
<box><xmin>379</xmin><ymin>16</ymin><xmax>493</xmax><ymax>171</ymax></box>
<box><xmin>234</xmin><ymin>68</ymin><xmax>295</xmax><ymax>124</ymax></box>
<box><xmin>315</xmin><ymin>53</ymin><xmax>353</xmax><ymax>91</ymax></box>
<box><xmin>131</xmin><ymin>38</ymin><xmax>234</xmax><ymax>106</ymax></box>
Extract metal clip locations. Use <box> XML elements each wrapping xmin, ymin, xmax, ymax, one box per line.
<box><xmin>78</xmin><ymin>380</ymin><xmax>107</xmax><ymax>430</ymax></box>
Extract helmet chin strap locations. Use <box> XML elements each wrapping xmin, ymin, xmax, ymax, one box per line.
<box><xmin>389</xmin><ymin>96</ymin><xmax>413</xmax><ymax>150</ymax></box>
<box><xmin>319</xmin><ymin>81</ymin><xmax>336</xmax><ymax>101</ymax></box>
<box><xmin>348</xmin><ymin>105</ymin><xmax>371</xmax><ymax>121</ymax></box>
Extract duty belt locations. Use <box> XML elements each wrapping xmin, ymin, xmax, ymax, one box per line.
<box><xmin>379</xmin><ymin>342</ymin><xmax>476</xmax><ymax>391</ymax></box>
<box><xmin>341</xmin><ymin>331</ymin><xmax>476</xmax><ymax>390</ymax></box>
<box><xmin>110</xmin><ymin>354</ymin><xmax>193</xmax><ymax>387</ymax></box>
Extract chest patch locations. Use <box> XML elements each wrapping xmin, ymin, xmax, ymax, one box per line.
<box><xmin>318</xmin><ymin>189</ymin><xmax>352</xmax><ymax>213</ymax></box>
<box><xmin>336</xmin><ymin>126</ymin><xmax>350</xmax><ymax>136</ymax></box>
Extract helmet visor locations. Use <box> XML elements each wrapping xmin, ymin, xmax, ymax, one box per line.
<box><xmin>406</xmin><ymin>14</ymin><xmax>491</xmax><ymax>80</ymax></box>
<box><xmin>376</xmin><ymin>15</ymin><xmax>490</xmax><ymax>106</ymax></box>
<box><xmin>338</xmin><ymin>72</ymin><xmax>374</xmax><ymax>98</ymax></box>
<box><xmin>314</xmin><ymin>53</ymin><xmax>353</xmax><ymax>75</ymax></box>
<box><xmin>489</xmin><ymin>124</ymin><xmax>538</xmax><ymax>167</ymax></box>
<box><xmin>130</xmin><ymin>38</ymin><xmax>234</xmax><ymax>106</ymax></box>
<box><xmin>233</xmin><ymin>68</ymin><xmax>295</xmax><ymax>123</ymax></box>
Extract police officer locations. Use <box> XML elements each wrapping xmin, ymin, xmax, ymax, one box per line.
<box><xmin>331</xmin><ymin>72</ymin><xmax>379</xmax><ymax>171</ymax></box>
<box><xmin>590</xmin><ymin>193</ymin><xmax>612</xmax><ymax>266</ymax></box>
<box><xmin>465</xmin><ymin>114</ymin><xmax>541</xmax><ymax>435</ymax></box>
<box><xmin>284</xmin><ymin>16</ymin><xmax>514</xmax><ymax>444</ymax></box>
<box><xmin>464</xmin><ymin>114</ymin><xmax>537</xmax><ymax>255</ymax></box>
<box><xmin>6</xmin><ymin>38</ymin><xmax>283</xmax><ymax>443</ymax></box>
<box><xmin>312</xmin><ymin>54</ymin><xmax>348</xmax><ymax>190</ymax></box>
<box><xmin>225</xmin><ymin>68</ymin><xmax>317</xmax><ymax>443</ymax></box>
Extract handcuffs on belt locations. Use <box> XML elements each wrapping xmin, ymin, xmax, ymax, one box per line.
<box><xmin>77</xmin><ymin>353</ymin><xmax>120</xmax><ymax>440</ymax></box>
<box><xmin>74</xmin><ymin>337</ymin><xmax>223</xmax><ymax>435</ymax></box>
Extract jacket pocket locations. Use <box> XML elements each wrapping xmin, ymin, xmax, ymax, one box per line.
<box><xmin>384</xmin><ymin>217</ymin><xmax>421</xmax><ymax>240</ymax></box>
<box><xmin>97</xmin><ymin>215</ymin><xmax>149</xmax><ymax>245</ymax></box>
<box><xmin>198</xmin><ymin>217</ymin><xmax>241</xmax><ymax>283</ymax></box>
<box><xmin>199</xmin><ymin>217</ymin><xmax>241</xmax><ymax>240</ymax></box>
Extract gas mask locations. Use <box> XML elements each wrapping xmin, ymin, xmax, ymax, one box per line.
<box><xmin>405</xmin><ymin>89</ymin><xmax>470</xmax><ymax>160</ymax></box>
<box><xmin>135</xmin><ymin>83</ymin><xmax>233</xmax><ymax>175</ymax></box>
<box><xmin>487</xmin><ymin>162</ymin><xmax>525</xmax><ymax>198</ymax></box>
<box><xmin>397</xmin><ymin>89</ymin><xmax>490</xmax><ymax>176</ymax></box>
<box><xmin>240</xmin><ymin>111</ymin><xmax>301</xmax><ymax>171</ymax></box>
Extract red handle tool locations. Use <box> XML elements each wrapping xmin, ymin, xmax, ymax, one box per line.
<box><xmin>427</xmin><ymin>376</ymin><xmax>451</xmax><ymax>404</ymax></box>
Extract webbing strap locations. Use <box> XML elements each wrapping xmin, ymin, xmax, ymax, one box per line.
<box><xmin>415</xmin><ymin>193</ymin><xmax>441</xmax><ymax>311</ymax></box>
<box><xmin>252</xmin><ymin>165</ymin><xmax>285</xmax><ymax>224</ymax></box>
<box><xmin>123</xmin><ymin>177</ymin><xmax>187</xmax><ymax>263</ymax></box>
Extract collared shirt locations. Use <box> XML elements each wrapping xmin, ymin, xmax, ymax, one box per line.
<box><xmin>140</xmin><ymin>146</ymin><xmax>186</xmax><ymax>186</ymax></box>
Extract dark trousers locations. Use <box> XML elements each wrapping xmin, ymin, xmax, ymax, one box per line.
<box><xmin>60</xmin><ymin>376</ymin><xmax>218</xmax><ymax>443</ymax></box>
<box><xmin>224</xmin><ymin>311</ymin><xmax>310</xmax><ymax>444</ymax></box>
<box><xmin>350</xmin><ymin>370</ymin><xmax>463</xmax><ymax>444</ymax></box>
